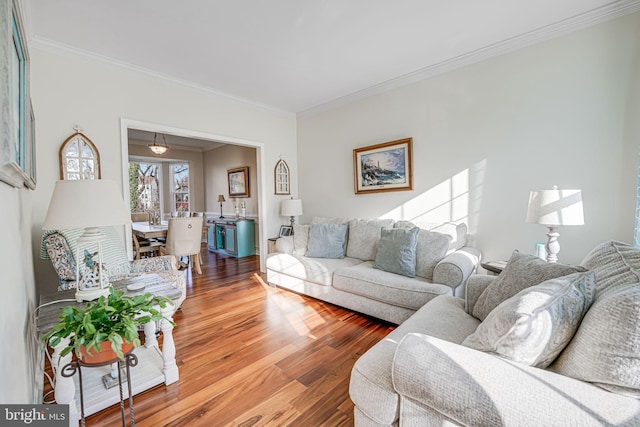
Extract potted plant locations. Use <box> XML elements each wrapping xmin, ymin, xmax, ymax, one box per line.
<box><xmin>43</xmin><ymin>289</ymin><xmax>175</xmax><ymax>364</ymax></box>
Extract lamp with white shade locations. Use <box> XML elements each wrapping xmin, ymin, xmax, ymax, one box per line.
<box><xmin>525</xmin><ymin>185</ymin><xmax>584</xmax><ymax>263</ymax></box>
<box><xmin>42</xmin><ymin>179</ymin><xmax>132</xmax><ymax>301</ymax></box>
<box><xmin>281</xmin><ymin>198</ymin><xmax>303</xmax><ymax>227</ymax></box>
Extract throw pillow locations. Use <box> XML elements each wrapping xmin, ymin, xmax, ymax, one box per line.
<box><xmin>473</xmin><ymin>251</ymin><xmax>585</xmax><ymax>321</ymax></box>
<box><xmin>580</xmin><ymin>240</ymin><xmax>640</xmax><ymax>296</ymax></box>
<box><xmin>550</xmin><ymin>282</ymin><xmax>640</xmax><ymax>398</ymax></box>
<box><xmin>305</xmin><ymin>223</ymin><xmax>348</xmax><ymax>259</ymax></box>
<box><xmin>462</xmin><ymin>271</ymin><xmax>596</xmax><ymax>368</ymax></box>
<box><xmin>292</xmin><ymin>225</ymin><xmax>310</xmax><ymax>256</ymax></box>
<box><xmin>374</xmin><ymin>227</ymin><xmax>420</xmax><ymax>277</ymax></box>
<box><xmin>346</xmin><ymin>218</ymin><xmax>395</xmax><ymax>261</ymax></box>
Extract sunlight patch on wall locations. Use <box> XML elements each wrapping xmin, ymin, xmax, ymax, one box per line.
<box><xmin>382</xmin><ymin>168</ymin><xmax>470</xmax><ymax>224</ymax></box>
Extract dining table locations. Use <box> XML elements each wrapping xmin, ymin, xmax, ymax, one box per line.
<box><xmin>132</xmin><ymin>221</ymin><xmax>169</xmax><ymax>239</ymax></box>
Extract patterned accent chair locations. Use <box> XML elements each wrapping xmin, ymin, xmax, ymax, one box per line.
<box><xmin>41</xmin><ymin>227</ymin><xmax>186</xmax><ymax>309</ymax></box>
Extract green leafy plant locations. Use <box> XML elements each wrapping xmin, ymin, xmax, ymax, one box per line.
<box><xmin>43</xmin><ymin>290</ymin><xmax>175</xmax><ymax>361</ymax></box>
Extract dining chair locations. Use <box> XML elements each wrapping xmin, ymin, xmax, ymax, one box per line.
<box><xmin>131</xmin><ymin>212</ymin><xmax>149</xmax><ymax>222</ymax></box>
<box><xmin>190</xmin><ymin>212</ymin><xmax>206</xmax><ymax>265</ymax></box>
<box><xmin>132</xmin><ymin>233</ymin><xmax>163</xmax><ymax>260</ymax></box>
<box><xmin>160</xmin><ymin>217</ymin><xmax>203</xmax><ymax>274</ymax></box>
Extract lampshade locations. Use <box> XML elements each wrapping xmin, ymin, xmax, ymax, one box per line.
<box><xmin>148</xmin><ymin>132</ymin><xmax>169</xmax><ymax>155</ymax></box>
<box><xmin>281</xmin><ymin>199</ymin><xmax>303</xmax><ymax>217</ymax></box>
<box><xmin>217</xmin><ymin>194</ymin><xmax>226</xmax><ymax>203</ymax></box>
<box><xmin>525</xmin><ymin>186</ymin><xmax>584</xmax><ymax>226</ymax></box>
<box><xmin>42</xmin><ymin>179</ymin><xmax>131</xmax><ymax>231</ymax></box>
<box><xmin>43</xmin><ymin>179</ymin><xmax>131</xmax><ymax>301</ymax></box>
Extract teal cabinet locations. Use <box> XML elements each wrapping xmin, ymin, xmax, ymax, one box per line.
<box><xmin>207</xmin><ymin>219</ymin><xmax>255</xmax><ymax>258</ymax></box>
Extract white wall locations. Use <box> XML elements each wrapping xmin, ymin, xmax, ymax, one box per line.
<box><xmin>0</xmin><ymin>187</ymin><xmax>38</xmax><ymax>403</ymax></box>
<box><xmin>298</xmin><ymin>12</ymin><xmax>640</xmax><ymax>265</ymax></box>
<box><xmin>204</xmin><ymin>144</ymin><xmax>258</xmax><ymax>217</ymax></box>
<box><xmin>29</xmin><ymin>47</ymin><xmax>297</xmax><ymax>295</ymax></box>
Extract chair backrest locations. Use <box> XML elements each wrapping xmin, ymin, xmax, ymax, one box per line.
<box><xmin>131</xmin><ymin>212</ymin><xmax>149</xmax><ymax>222</ymax></box>
<box><xmin>164</xmin><ymin>217</ymin><xmax>203</xmax><ymax>256</ymax></box>
<box><xmin>191</xmin><ymin>212</ymin><xmax>204</xmax><ymax>217</ymax></box>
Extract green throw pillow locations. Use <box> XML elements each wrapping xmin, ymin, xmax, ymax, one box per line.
<box><xmin>374</xmin><ymin>227</ymin><xmax>420</xmax><ymax>277</ymax></box>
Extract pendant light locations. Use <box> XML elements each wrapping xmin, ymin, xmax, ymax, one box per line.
<box><xmin>148</xmin><ymin>133</ymin><xmax>169</xmax><ymax>155</ymax></box>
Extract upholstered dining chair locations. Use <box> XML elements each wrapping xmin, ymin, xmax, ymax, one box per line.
<box><xmin>190</xmin><ymin>212</ymin><xmax>206</xmax><ymax>265</ymax></box>
<box><xmin>160</xmin><ymin>217</ymin><xmax>203</xmax><ymax>274</ymax></box>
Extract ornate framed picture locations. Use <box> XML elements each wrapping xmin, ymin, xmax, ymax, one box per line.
<box><xmin>353</xmin><ymin>137</ymin><xmax>413</xmax><ymax>195</ymax></box>
<box><xmin>228</xmin><ymin>166</ymin><xmax>250</xmax><ymax>197</ymax></box>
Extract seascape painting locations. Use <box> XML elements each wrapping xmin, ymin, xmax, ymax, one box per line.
<box><xmin>353</xmin><ymin>138</ymin><xmax>413</xmax><ymax>194</ymax></box>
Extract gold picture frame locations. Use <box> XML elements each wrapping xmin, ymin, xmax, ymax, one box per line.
<box><xmin>353</xmin><ymin>137</ymin><xmax>413</xmax><ymax>195</ymax></box>
<box><xmin>228</xmin><ymin>166</ymin><xmax>250</xmax><ymax>198</ymax></box>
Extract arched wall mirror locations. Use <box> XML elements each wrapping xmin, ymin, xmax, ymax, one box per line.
<box><xmin>274</xmin><ymin>158</ymin><xmax>290</xmax><ymax>195</ymax></box>
<box><xmin>59</xmin><ymin>132</ymin><xmax>101</xmax><ymax>180</ymax></box>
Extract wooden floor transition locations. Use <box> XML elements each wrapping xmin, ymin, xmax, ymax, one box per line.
<box><xmin>45</xmin><ymin>247</ymin><xmax>395</xmax><ymax>426</ymax></box>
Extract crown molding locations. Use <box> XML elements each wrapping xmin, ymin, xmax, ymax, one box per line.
<box><xmin>29</xmin><ymin>36</ymin><xmax>295</xmax><ymax>117</ymax></box>
<box><xmin>298</xmin><ymin>0</ymin><xmax>640</xmax><ymax>118</ymax></box>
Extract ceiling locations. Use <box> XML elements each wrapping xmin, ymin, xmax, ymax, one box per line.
<box><xmin>128</xmin><ymin>129</ymin><xmax>226</xmax><ymax>152</ymax></box>
<box><xmin>25</xmin><ymin>1</ymin><xmax>640</xmax><ymax>115</ymax></box>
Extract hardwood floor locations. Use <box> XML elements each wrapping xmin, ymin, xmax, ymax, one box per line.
<box><xmin>73</xmin><ymin>248</ymin><xmax>395</xmax><ymax>426</ymax></box>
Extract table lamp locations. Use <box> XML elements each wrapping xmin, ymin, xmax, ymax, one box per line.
<box><xmin>217</xmin><ymin>194</ymin><xmax>226</xmax><ymax>218</ymax></box>
<box><xmin>525</xmin><ymin>186</ymin><xmax>584</xmax><ymax>263</ymax></box>
<box><xmin>281</xmin><ymin>198</ymin><xmax>303</xmax><ymax>227</ymax></box>
<box><xmin>42</xmin><ymin>179</ymin><xmax>132</xmax><ymax>301</ymax></box>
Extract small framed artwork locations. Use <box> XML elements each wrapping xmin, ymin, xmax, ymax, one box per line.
<box><xmin>353</xmin><ymin>137</ymin><xmax>413</xmax><ymax>195</ymax></box>
<box><xmin>279</xmin><ymin>225</ymin><xmax>293</xmax><ymax>238</ymax></box>
<box><xmin>228</xmin><ymin>166</ymin><xmax>250</xmax><ymax>197</ymax></box>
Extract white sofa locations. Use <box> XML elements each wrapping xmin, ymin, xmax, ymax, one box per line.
<box><xmin>350</xmin><ymin>241</ymin><xmax>640</xmax><ymax>426</ymax></box>
<box><xmin>266</xmin><ymin>217</ymin><xmax>481</xmax><ymax>325</ymax></box>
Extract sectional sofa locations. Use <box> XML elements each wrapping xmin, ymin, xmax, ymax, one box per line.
<box><xmin>266</xmin><ymin>217</ymin><xmax>481</xmax><ymax>324</ymax></box>
<box><xmin>350</xmin><ymin>242</ymin><xmax>640</xmax><ymax>426</ymax></box>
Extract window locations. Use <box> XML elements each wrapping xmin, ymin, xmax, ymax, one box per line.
<box><xmin>171</xmin><ymin>163</ymin><xmax>190</xmax><ymax>213</ymax></box>
<box><xmin>129</xmin><ymin>161</ymin><xmax>161</xmax><ymax>213</ymax></box>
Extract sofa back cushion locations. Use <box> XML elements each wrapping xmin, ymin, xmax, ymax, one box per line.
<box><xmin>462</xmin><ymin>271</ymin><xmax>596</xmax><ymax>368</ymax></box>
<box><xmin>305</xmin><ymin>223</ymin><xmax>348</xmax><ymax>259</ymax></box>
<box><xmin>415</xmin><ymin>229</ymin><xmax>452</xmax><ymax>280</ymax></box>
<box><xmin>346</xmin><ymin>218</ymin><xmax>395</xmax><ymax>261</ymax></box>
<box><xmin>580</xmin><ymin>240</ymin><xmax>640</xmax><ymax>296</ymax></box>
<box><xmin>472</xmin><ymin>251</ymin><xmax>585</xmax><ymax>321</ymax></box>
<box><xmin>550</xmin><ymin>282</ymin><xmax>640</xmax><ymax>398</ymax></box>
<box><xmin>374</xmin><ymin>227</ymin><xmax>420</xmax><ymax>277</ymax></box>
<box><xmin>395</xmin><ymin>221</ymin><xmax>467</xmax><ymax>253</ymax></box>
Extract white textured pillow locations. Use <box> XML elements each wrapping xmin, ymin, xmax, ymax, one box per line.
<box><xmin>462</xmin><ymin>271</ymin><xmax>596</xmax><ymax>368</ymax></box>
<box><xmin>550</xmin><ymin>282</ymin><xmax>640</xmax><ymax>397</ymax></box>
<box><xmin>473</xmin><ymin>251</ymin><xmax>585</xmax><ymax>321</ymax></box>
<box><xmin>292</xmin><ymin>225</ymin><xmax>310</xmax><ymax>256</ymax></box>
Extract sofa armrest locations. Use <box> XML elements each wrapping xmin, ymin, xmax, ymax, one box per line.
<box><xmin>392</xmin><ymin>333</ymin><xmax>640</xmax><ymax>427</ymax></box>
<box><xmin>130</xmin><ymin>255</ymin><xmax>179</xmax><ymax>273</ymax></box>
<box><xmin>464</xmin><ymin>274</ymin><xmax>495</xmax><ymax>314</ymax></box>
<box><xmin>432</xmin><ymin>246</ymin><xmax>481</xmax><ymax>291</ymax></box>
<box><xmin>274</xmin><ymin>236</ymin><xmax>294</xmax><ymax>254</ymax></box>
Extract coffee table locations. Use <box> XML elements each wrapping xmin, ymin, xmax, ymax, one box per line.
<box><xmin>36</xmin><ymin>274</ymin><xmax>181</xmax><ymax>426</ymax></box>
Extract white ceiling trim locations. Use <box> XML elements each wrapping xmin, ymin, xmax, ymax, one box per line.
<box><xmin>28</xmin><ymin>35</ymin><xmax>295</xmax><ymax>117</ymax></box>
<box><xmin>298</xmin><ymin>0</ymin><xmax>640</xmax><ymax>118</ymax></box>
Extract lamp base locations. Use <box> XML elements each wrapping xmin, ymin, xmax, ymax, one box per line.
<box><xmin>545</xmin><ymin>225</ymin><xmax>560</xmax><ymax>263</ymax></box>
<box><xmin>75</xmin><ymin>286</ymin><xmax>112</xmax><ymax>302</ymax></box>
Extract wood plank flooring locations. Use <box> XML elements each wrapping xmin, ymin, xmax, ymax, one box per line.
<box><xmin>61</xmin><ymin>248</ymin><xmax>395</xmax><ymax>426</ymax></box>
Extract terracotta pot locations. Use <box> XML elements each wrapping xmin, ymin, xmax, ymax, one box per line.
<box><xmin>78</xmin><ymin>340</ymin><xmax>134</xmax><ymax>365</ymax></box>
